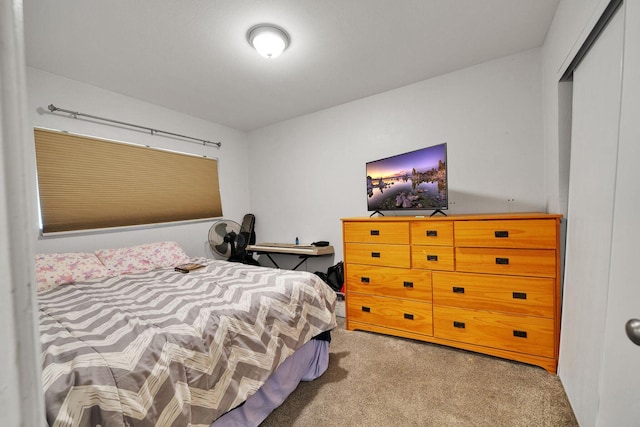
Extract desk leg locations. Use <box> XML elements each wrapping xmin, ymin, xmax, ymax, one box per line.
<box><xmin>264</xmin><ymin>253</ymin><xmax>280</xmax><ymax>269</ymax></box>
<box><xmin>292</xmin><ymin>256</ymin><xmax>309</xmax><ymax>271</ymax></box>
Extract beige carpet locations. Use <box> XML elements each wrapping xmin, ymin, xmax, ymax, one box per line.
<box><xmin>261</xmin><ymin>318</ymin><xmax>578</xmax><ymax>427</ymax></box>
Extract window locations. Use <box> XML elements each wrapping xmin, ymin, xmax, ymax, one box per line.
<box><xmin>34</xmin><ymin>128</ymin><xmax>222</xmax><ymax>233</ymax></box>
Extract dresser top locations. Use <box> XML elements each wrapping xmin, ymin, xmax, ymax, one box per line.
<box><xmin>341</xmin><ymin>212</ymin><xmax>563</xmax><ymax>222</ymax></box>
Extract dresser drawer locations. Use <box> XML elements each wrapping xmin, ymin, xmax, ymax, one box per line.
<box><xmin>433</xmin><ymin>306</ymin><xmax>554</xmax><ymax>358</ymax></box>
<box><xmin>411</xmin><ymin>245</ymin><xmax>454</xmax><ymax>271</ymax></box>
<box><xmin>345</xmin><ymin>243</ymin><xmax>410</xmax><ymax>268</ymax></box>
<box><xmin>347</xmin><ymin>265</ymin><xmax>432</xmax><ymax>302</ymax></box>
<box><xmin>455</xmin><ymin>219</ymin><xmax>557</xmax><ymax>249</ymax></box>
<box><xmin>455</xmin><ymin>247</ymin><xmax>556</xmax><ymax>278</ymax></box>
<box><xmin>344</xmin><ymin>221</ymin><xmax>409</xmax><ymax>244</ymax></box>
<box><xmin>432</xmin><ymin>272</ymin><xmax>555</xmax><ymax>317</ymax></box>
<box><xmin>347</xmin><ymin>293</ymin><xmax>433</xmax><ymax>336</ymax></box>
<box><xmin>410</xmin><ymin>221</ymin><xmax>454</xmax><ymax>246</ymax></box>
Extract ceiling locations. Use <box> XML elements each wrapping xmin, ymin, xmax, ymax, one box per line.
<box><xmin>23</xmin><ymin>1</ymin><xmax>560</xmax><ymax>132</ymax></box>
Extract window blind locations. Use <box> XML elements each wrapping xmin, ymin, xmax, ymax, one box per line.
<box><xmin>34</xmin><ymin>128</ymin><xmax>222</xmax><ymax>233</ymax></box>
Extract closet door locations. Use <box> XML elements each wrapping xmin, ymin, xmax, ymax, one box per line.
<box><xmin>597</xmin><ymin>1</ymin><xmax>640</xmax><ymax>425</ymax></box>
<box><xmin>559</xmin><ymin>4</ymin><xmax>623</xmax><ymax>426</ymax></box>
<box><xmin>561</xmin><ymin>2</ymin><xmax>640</xmax><ymax>425</ymax></box>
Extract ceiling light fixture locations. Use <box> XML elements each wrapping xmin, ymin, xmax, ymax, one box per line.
<box><xmin>247</xmin><ymin>24</ymin><xmax>290</xmax><ymax>59</ymax></box>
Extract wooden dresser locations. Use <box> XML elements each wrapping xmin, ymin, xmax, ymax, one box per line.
<box><xmin>342</xmin><ymin>213</ymin><xmax>562</xmax><ymax>373</ymax></box>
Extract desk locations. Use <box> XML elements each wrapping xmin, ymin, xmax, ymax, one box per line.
<box><xmin>246</xmin><ymin>243</ymin><xmax>334</xmax><ymax>270</ymax></box>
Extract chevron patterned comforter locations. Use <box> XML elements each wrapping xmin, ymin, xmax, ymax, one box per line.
<box><xmin>38</xmin><ymin>259</ymin><xmax>337</xmax><ymax>426</ymax></box>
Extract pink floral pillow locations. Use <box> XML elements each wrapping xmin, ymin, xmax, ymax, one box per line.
<box><xmin>95</xmin><ymin>246</ymin><xmax>155</xmax><ymax>276</ymax></box>
<box><xmin>35</xmin><ymin>252</ymin><xmax>110</xmax><ymax>291</ymax></box>
<box><xmin>95</xmin><ymin>241</ymin><xmax>190</xmax><ymax>275</ymax></box>
<box><xmin>141</xmin><ymin>241</ymin><xmax>191</xmax><ymax>269</ymax></box>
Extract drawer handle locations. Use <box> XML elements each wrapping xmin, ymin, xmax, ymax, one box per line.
<box><xmin>426</xmin><ymin>230</ymin><xmax>438</xmax><ymax>237</ymax></box>
<box><xmin>371</xmin><ymin>252</ymin><xmax>381</xmax><ymax>258</ymax></box>
<box><xmin>453</xmin><ymin>321</ymin><xmax>466</xmax><ymax>329</ymax></box>
<box><xmin>495</xmin><ymin>230</ymin><xmax>509</xmax><ymax>238</ymax></box>
<box><xmin>427</xmin><ymin>255</ymin><xmax>438</xmax><ymax>261</ymax></box>
<box><xmin>512</xmin><ymin>292</ymin><xmax>527</xmax><ymax>300</ymax></box>
<box><xmin>453</xmin><ymin>286</ymin><xmax>465</xmax><ymax>294</ymax></box>
<box><xmin>361</xmin><ymin>276</ymin><xmax>370</xmax><ymax>283</ymax></box>
<box><xmin>370</xmin><ymin>230</ymin><xmax>380</xmax><ymax>236</ymax></box>
<box><xmin>362</xmin><ymin>306</ymin><xmax>371</xmax><ymax>313</ymax></box>
<box><xmin>404</xmin><ymin>313</ymin><xmax>414</xmax><ymax>320</ymax></box>
<box><xmin>513</xmin><ymin>330</ymin><xmax>528</xmax><ymax>338</ymax></box>
<box><xmin>495</xmin><ymin>257</ymin><xmax>509</xmax><ymax>265</ymax></box>
<box><xmin>403</xmin><ymin>281</ymin><xmax>414</xmax><ymax>288</ymax></box>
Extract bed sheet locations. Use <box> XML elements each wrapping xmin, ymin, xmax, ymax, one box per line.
<box><xmin>211</xmin><ymin>338</ymin><xmax>330</xmax><ymax>426</ymax></box>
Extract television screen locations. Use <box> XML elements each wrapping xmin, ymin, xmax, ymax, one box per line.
<box><xmin>366</xmin><ymin>143</ymin><xmax>447</xmax><ymax>214</ymax></box>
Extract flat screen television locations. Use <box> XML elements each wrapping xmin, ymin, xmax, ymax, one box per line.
<box><xmin>366</xmin><ymin>142</ymin><xmax>448</xmax><ymax>216</ymax></box>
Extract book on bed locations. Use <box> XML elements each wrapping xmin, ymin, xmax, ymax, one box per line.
<box><xmin>174</xmin><ymin>262</ymin><xmax>206</xmax><ymax>273</ymax></box>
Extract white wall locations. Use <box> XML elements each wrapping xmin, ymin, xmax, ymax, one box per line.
<box><xmin>542</xmin><ymin>0</ymin><xmax>605</xmax><ymax>215</ymax></box>
<box><xmin>1</xmin><ymin>2</ymin><xmax>46</xmax><ymax>424</ymax></box>
<box><xmin>247</xmin><ymin>49</ymin><xmax>545</xmax><ymax>265</ymax></box>
<box><xmin>26</xmin><ymin>67</ymin><xmax>251</xmax><ymax>257</ymax></box>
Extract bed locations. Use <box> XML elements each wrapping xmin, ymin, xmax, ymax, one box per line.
<box><xmin>37</xmin><ymin>243</ymin><xmax>337</xmax><ymax>426</ymax></box>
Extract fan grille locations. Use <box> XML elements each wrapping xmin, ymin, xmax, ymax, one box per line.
<box><xmin>208</xmin><ymin>220</ymin><xmax>241</xmax><ymax>257</ymax></box>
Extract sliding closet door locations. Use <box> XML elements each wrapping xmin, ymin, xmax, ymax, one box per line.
<box><xmin>559</xmin><ymin>5</ymin><xmax>623</xmax><ymax>426</ymax></box>
<box><xmin>596</xmin><ymin>1</ymin><xmax>640</xmax><ymax>424</ymax></box>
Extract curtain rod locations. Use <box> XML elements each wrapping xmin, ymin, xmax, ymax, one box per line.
<box><xmin>47</xmin><ymin>104</ymin><xmax>221</xmax><ymax>148</ymax></box>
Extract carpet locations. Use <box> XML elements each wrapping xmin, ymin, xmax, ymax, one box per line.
<box><xmin>261</xmin><ymin>318</ymin><xmax>578</xmax><ymax>426</ymax></box>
